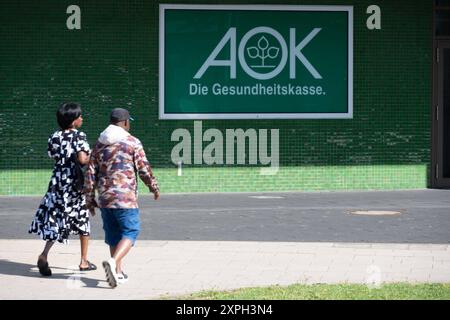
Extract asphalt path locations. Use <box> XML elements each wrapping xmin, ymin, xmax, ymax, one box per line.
<box><xmin>1</xmin><ymin>189</ymin><xmax>450</xmax><ymax>243</ymax></box>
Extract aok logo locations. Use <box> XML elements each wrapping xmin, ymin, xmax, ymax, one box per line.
<box><xmin>194</xmin><ymin>27</ymin><xmax>322</xmax><ymax>80</ymax></box>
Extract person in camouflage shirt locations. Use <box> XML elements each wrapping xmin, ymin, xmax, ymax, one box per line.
<box><xmin>85</xmin><ymin>108</ymin><xmax>160</xmax><ymax>288</ymax></box>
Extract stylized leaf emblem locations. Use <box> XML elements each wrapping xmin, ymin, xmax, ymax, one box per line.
<box><xmin>247</xmin><ymin>46</ymin><xmax>260</xmax><ymax>59</ymax></box>
<box><xmin>257</xmin><ymin>36</ymin><xmax>269</xmax><ymax>50</ymax></box>
<box><xmin>267</xmin><ymin>47</ymin><xmax>279</xmax><ymax>59</ymax></box>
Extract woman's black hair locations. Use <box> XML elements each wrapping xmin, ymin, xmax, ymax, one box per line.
<box><xmin>56</xmin><ymin>102</ymin><xmax>82</xmax><ymax>129</ymax></box>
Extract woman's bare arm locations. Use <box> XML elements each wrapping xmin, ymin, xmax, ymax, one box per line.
<box><xmin>77</xmin><ymin>151</ymin><xmax>89</xmax><ymax>165</ymax></box>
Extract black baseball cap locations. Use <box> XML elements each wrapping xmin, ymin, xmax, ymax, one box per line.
<box><xmin>110</xmin><ymin>108</ymin><xmax>134</xmax><ymax>123</ymax></box>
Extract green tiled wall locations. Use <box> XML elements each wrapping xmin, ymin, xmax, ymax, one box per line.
<box><xmin>0</xmin><ymin>0</ymin><xmax>432</xmax><ymax>195</ymax></box>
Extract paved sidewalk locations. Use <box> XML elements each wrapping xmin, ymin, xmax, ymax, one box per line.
<box><xmin>1</xmin><ymin>240</ymin><xmax>449</xmax><ymax>300</ymax></box>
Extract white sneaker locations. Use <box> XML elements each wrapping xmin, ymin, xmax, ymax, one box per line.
<box><xmin>117</xmin><ymin>272</ymin><xmax>129</xmax><ymax>284</ymax></box>
<box><xmin>102</xmin><ymin>258</ymin><xmax>118</xmax><ymax>288</ymax></box>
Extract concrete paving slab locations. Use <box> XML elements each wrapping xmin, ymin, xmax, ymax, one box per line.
<box><xmin>1</xmin><ymin>240</ymin><xmax>449</xmax><ymax>299</ymax></box>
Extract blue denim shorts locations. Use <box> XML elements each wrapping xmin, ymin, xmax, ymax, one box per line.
<box><xmin>100</xmin><ymin>208</ymin><xmax>140</xmax><ymax>247</ymax></box>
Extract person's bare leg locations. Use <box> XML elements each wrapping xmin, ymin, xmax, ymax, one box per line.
<box><xmin>79</xmin><ymin>235</ymin><xmax>90</xmax><ymax>268</ymax></box>
<box><xmin>109</xmin><ymin>246</ymin><xmax>116</xmax><ymax>257</ymax></box>
<box><xmin>38</xmin><ymin>241</ymin><xmax>54</xmax><ymax>264</ymax></box>
<box><xmin>112</xmin><ymin>238</ymin><xmax>132</xmax><ymax>274</ymax></box>
<box><xmin>109</xmin><ymin>246</ymin><xmax>123</xmax><ymax>273</ymax></box>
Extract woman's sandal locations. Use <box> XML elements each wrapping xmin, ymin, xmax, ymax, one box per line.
<box><xmin>37</xmin><ymin>258</ymin><xmax>52</xmax><ymax>277</ymax></box>
<box><xmin>79</xmin><ymin>260</ymin><xmax>97</xmax><ymax>271</ymax></box>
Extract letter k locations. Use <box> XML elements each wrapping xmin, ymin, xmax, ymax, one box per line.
<box><xmin>290</xmin><ymin>28</ymin><xmax>322</xmax><ymax>79</ymax></box>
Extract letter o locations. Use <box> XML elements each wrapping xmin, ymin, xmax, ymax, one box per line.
<box><xmin>238</xmin><ymin>27</ymin><xmax>288</xmax><ymax>80</ymax></box>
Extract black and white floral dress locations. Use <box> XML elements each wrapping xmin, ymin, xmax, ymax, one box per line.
<box><xmin>29</xmin><ymin>129</ymin><xmax>91</xmax><ymax>243</ymax></box>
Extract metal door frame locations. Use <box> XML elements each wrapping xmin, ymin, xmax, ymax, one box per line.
<box><xmin>432</xmin><ymin>40</ymin><xmax>450</xmax><ymax>188</ymax></box>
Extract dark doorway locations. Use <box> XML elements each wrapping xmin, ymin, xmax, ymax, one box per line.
<box><xmin>431</xmin><ymin>1</ymin><xmax>450</xmax><ymax>188</ymax></box>
<box><xmin>433</xmin><ymin>41</ymin><xmax>450</xmax><ymax>187</ymax></box>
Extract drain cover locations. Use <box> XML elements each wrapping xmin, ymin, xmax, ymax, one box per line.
<box><xmin>350</xmin><ymin>210</ymin><xmax>402</xmax><ymax>216</ymax></box>
<box><xmin>249</xmin><ymin>196</ymin><xmax>284</xmax><ymax>199</ymax></box>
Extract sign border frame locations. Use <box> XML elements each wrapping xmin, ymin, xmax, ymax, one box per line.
<box><xmin>159</xmin><ymin>4</ymin><xmax>353</xmax><ymax>120</ymax></box>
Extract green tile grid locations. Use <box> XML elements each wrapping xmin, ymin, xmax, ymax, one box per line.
<box><xmin>0</xmin><ymin>165</ymin><xmax>428</xmax><ymax>196</ymax></box>
<box><xmin>0</xmin><ymin>0</ymin><xmax>432</xmax><ymax>195</ymax></box>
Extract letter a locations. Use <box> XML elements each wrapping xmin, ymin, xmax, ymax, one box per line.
<box><xmin>366</xmin><ymin>5</ymin><xmax>381</xmax><ymax>30</ymax></box>
<box><xmin>171</xmin><ymin>129</ymin><xmax>192</xmax><ymax>165</ymax></box>
<box><xmin>194</xmin><ymin>28</ymin><xmax>236</xmax><ymax>79</ymax></box>
<box><xmin>66</xmin><ymin>5</ymin><xmax>81</xmax><ymax>30</ymax></box>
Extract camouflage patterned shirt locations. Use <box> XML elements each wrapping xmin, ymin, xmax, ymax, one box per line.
<box><xmin>85</xmin><ymin>125</ymin><xmax>159</xmax><ymax>209</ymax></box>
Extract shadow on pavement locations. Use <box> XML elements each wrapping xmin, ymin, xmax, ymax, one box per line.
<box><xmin>0</xmin><ymin>259</ymin><xmax>107</xmax><ymax>289</ymax></box>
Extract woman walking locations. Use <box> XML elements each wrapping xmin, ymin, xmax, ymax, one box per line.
<box><xmin>29</xmin><ymin>102</ymin><xmax>96</xmax><ymax>276</ymax></box>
